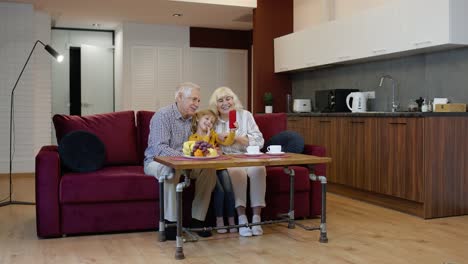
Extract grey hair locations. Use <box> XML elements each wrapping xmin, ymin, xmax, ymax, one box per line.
<box><xmin>209</xmin><ymin>86</ymin><xmax>244</xmax><ymax>111</ymax></box>
<box><xmin>175</xmin><ymin>82</ymin><xmax>200</xmax><ymax>100</ymax></box>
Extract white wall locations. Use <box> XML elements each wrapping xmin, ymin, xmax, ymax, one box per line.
<box><xmin>121</xmin><ymin>22</ymin><xmax>190</xmax><ymax>110</ymax></box>
<box><xmin>294</xmin><ymin>0</ymin><xmax>396</xmax><ymax>31</ymax></box>
<box><xmin>114</xmin><ymin>27</ymin><xmax>124</xmax><ymax>111</ymax></box>
<box><xmin>0</xmin><ymin>2</ymin><xmax>52</xmax><ymax>173</ymax></box>
<box><xmin>120</xmin><ymin>22</ymin><xmax>248</xmax><ymax>112</ymax></box>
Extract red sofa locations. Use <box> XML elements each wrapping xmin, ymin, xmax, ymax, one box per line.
<box><xmin>35</xmin><ymin>110</ymin><xmax>326</xmax><ymax>238</ymax></box>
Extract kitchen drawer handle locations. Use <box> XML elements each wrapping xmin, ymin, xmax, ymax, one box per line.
<box><xmin>413</xmin><ymin>40</ymin><xmax>432</xmax><ymax>46</ymax></box>
<box><xmin>319</xmin><ymin>120</ymin><xmax>331</xmax><ymax>123</ymax></box>
<box><xmin>389</xmin><ymin>122</ymin><xmax>407</xmax><ymax>125</ymax></box>
<box><xmin>372</xmin><ymin>49</ymin><xmax>387</xmax><ymax>54</ymax></box>
<box><xmin>351</xmin><ymin>121</ymin><xmax>365</xmax><ymax>124</ymax></box>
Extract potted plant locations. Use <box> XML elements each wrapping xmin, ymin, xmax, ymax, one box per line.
<box><xmin>263</xmin><ymin>92</ymin><xmax>273</xmax><ymax>113</ymax></box>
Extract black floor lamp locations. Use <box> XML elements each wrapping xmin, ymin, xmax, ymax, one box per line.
<box><xmin>0</xmin><ymin>40</ymin><xmax>63</xmax><ymax>207</ymax></box>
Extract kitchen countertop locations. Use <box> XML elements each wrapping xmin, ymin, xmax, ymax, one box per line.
<box><xmin>287</xmin><ymin>112</ymin><xmax>468</xmax><ymax>117</ymax></box>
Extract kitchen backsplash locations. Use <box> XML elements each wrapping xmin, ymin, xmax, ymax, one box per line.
<box><xmin>292</xmin><ymin>46</ymin><xmax>468</xmax><ymax>112</ymax></box>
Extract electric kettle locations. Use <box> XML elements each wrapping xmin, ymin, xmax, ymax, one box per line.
<box><xmin>346</xmin><ymin>91</ymin><xmax>376</xmax><ymax>112</ymax></box>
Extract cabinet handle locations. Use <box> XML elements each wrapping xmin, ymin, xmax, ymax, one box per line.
<box><xmin>372</xmin><ymin>49</ymin><xmax>387</xmax><ymax>54</ymax></box>
<box><xmin>389</xmin><ymin>122</ymin><xmax>407</xmax><ymax>125</ymax></box>
<box><xmin>319</xmin><ymin>120</ymin><xmax>331</xmax><ymax>123</ymax></box>
<box><xmin>413</xmin><ymin>40</ymin><xmax>432</xmax><ymax>46</ymax></box>
<box><xmin>350</xmin><ymin>121</ymin><xmax>365</xmax><ymax>124</ymax></box>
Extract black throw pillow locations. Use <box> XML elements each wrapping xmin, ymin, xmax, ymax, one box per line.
<box><xmin>58</xmin><ymin>130</ymin><xmax>106</xmax><ymax>172</ymax></box>
<box><xmin>264</xmin><ymin>131</ymin><xmax>305</xmax><ymax>154</ymax></box>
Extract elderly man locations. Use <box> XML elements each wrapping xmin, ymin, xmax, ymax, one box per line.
<box><xmin>144</xmin><ymin>82</ymin><xmax>217</xmax><ymax>239</ymax></box>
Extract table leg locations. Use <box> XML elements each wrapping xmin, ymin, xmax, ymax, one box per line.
<box><xmin>284</xmin><ymin>167</ymin><xmax>295</xmax><ymax>229</ymax></box>
<box><xmin>175</xmin><ymin>170</ymin><xmax>190</xmax><ymax>260</ymax></box>
<box><xmin>319</xmin><ymin>176</ymin><xmax>328</xmax><ymax>243</ymax></box>
<box><xmin>158</xmin><ymin>178</ymin><xmax>165</xmax><ymax>242</ymax></box>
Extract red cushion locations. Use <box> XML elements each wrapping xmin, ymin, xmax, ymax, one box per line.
<box><xmin>136</xmin><ymin>111</ymin><xmax>155</xmax><ymax>163</ymax></box>
<box><xmin>266</xmin><ymin>166</ymin><xmax>310</xmax><ymax>193</ymax></box>
<box><xmin>53</xmin><ymin>111</ymin><xmax>139</xmax><ymax>166</ymax></box>
<box><xmin>254</xmin><ymin>113</ymin><xmax>287</xmax><ymax>142</ymax></box>
<box><xmin>60</xmin><ymin>166</ymin><xmax>158</xmax><ymax>204</ymax></box>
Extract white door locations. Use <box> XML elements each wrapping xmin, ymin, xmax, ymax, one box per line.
<box><xmin>81</xmin><ymin>44</ymin><xmax>114</xmax><ymax>115</ymax></box>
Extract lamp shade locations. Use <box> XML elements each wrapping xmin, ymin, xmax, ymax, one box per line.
<box><xmin>44</xmin><ymin>44</ymin><xmax>64</xmax><ymax>62</ymax></box>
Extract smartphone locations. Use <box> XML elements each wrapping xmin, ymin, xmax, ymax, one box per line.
<box><xmin>229</xmin><ymin>110</ymin><xmax>236</xmax><ymax>129</ymax></box>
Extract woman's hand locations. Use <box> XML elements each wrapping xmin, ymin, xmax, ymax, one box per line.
<box><xmin>235</xmin><ymin>135</ymin><xmax>249</xmax><ymax>146</ymax></box>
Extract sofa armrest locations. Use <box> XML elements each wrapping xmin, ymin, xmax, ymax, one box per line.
<box><xmin>303</xmin><ymin>144</ymin><xmax>326</xmax><ymax>157</ymax></box>
<box><xmin>35</xmin><ymin>145</ymin><xmax>62</xmax><ymax>238</ymax></box>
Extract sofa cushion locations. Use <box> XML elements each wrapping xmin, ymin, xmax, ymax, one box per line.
<box><xmin>60</xmin><ymin>166</ymin><xmax>158</xmax><ymax>204</ymax></box>
<box><xmin>253</xmin><ymin>113</ymin><xmax>287</xmax><ymax>142</ymax></box>
<box><xmin>53</xmin><ymin>111</ymin><xmax>139</xmax><ymax>166</ymax></box>
<box><xmin>266</xmin><ymin>166</ymin><xmax>310</xmax><ymax>193</ymax></box>
<box><xmin>58</xmin><ymin>130</ymin><xmax>106</xmax><ymax>172</ymax></box>
<box><xmin>266</xmin><ymin>131</ymin><xmax>305</xmax><ymax>154</ymax></box>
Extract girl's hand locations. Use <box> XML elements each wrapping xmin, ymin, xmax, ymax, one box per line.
<box><xmin>217</xmin><ymin>133</ymin><xmax>229</xmax><ymax>141</ymax></box>
<box><xmin>235</xmin><ymin>135</ymin><xmax>249</xmax><ymax>146</ymax></box>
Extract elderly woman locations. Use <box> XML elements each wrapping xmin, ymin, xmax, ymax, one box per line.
<box><xmin>209</xmin><ymin>87</ymin><xmax>267</xmax><ymax>237</ymax></box>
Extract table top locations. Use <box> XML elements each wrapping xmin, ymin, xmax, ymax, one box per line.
<box><xmin>154</xmin><ymin>153</ymin><xmax>331</xmax><ymax>170</ymax></box>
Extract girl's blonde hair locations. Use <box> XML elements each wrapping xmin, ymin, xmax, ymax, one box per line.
<box><xmin>191</xmin><ymin>109</ymin><xmax>218</xmax><ymax>134</ymax></box>
<box><xmin>209</xmin><ymin>87</ymin><xmax>244</xmax><ymax>113</ymax></box>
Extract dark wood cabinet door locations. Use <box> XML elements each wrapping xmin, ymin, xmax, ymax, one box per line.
<box><xmin>340</xmin><ymin>118</ymin><xmax>379</xmax><ymax>191</ymax></box>
<box><xmin>310</xmin><ymin>117</ymin><xmax>340</xmax><ymax>184</ymax></box>
<box><xmin>287</xmin><ymin>116</ymin><xmax>312</xmax><ymax>144</ymax></box>
<box><xmin>378</xmin><ymin>118</ymin><xmax>423</xmax><ymax>202</ymax></box>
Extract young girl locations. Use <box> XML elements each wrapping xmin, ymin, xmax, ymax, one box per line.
<box><xmin>189</xmin><ymin>109</ymin><xmax>238</xmax><ymax>233</ymax></box>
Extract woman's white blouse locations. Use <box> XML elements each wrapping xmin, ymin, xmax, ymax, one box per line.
<box><xmin>215</xmin><ymin>109</ymin><xmax>264</xmax><ymax>154</ymax></box>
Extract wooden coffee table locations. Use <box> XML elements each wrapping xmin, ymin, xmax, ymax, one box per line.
<box><xmin>154</xmin><ymin>152</ymin><xmax>331</xmax><ymax>260</ymax></box>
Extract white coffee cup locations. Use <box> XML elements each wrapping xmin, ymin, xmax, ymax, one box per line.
<box><xmin>267</xmin><ymin>145</ymin><xmax>282</xmax><ymax>153</ymax></box>
<box><xmin>246</xmin><ymin>146</ymin><xmax>260</xmax><ymax>154</ymax></box>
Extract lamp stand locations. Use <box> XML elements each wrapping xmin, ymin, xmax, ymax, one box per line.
<box><xmin>1</xmin><ymin>40</ymin><xmax>62</xmax><ymax>207</ymax></box>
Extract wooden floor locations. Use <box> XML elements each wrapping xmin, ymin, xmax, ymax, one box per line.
<box><xmin>1</xmin><ymin>193</ymin><xmax>467</xmax><ymax>264</ymax></box>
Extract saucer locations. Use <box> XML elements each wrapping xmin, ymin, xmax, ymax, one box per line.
<box><xmin>265</xmin><ymin>152</ymin><xmax>285</xmax><ymax>156</ymax></box>
<box><xmin>245</xmin><ymin>152</ymin><xmax>263</xmax><ymax>156</ymax></box>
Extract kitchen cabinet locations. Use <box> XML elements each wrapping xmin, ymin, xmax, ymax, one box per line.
<box><xmin>339</xmin><ymin>118</ymin><xmax>379</xmax><ymax>192</ymax></box>
<box><xmin>287</xmin><ymin>116</ymin><xmax>312</xmax><ymax>144</ymax></box>
<box><xmin>287</xmin><ymin>114</ymin><xmax>468</xmax><ymax>219</ymax></box>
<box><xmin>274</xmin><ymin>30</ymin><xmax>306</xmax><ymax>72</ymax></box>
<box><xmin>310</xmin><ymin>117</ymin><xmax>340</xmax><ymax>184</ymax></box>
<box><xmin>377</xmin><ymin>118</ymin><xmax>424</xmax><ymax>202</ymax></box>
<box><xmin>274</xmin><ymin>0</ymin><xmax>468</xmax><ymax>73</ymax></box>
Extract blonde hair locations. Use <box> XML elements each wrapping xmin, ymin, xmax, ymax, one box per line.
<box><xmin>191</xmin><ymin>109</ymin><xmax>218</xmax><ymax>134</ymax></box>
<box><xmin>209</xmin><ymin>87</ymin><xmax>244</xmax><ymax>113</ymax></box>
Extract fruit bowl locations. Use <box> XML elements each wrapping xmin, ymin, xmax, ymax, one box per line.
<box><xmin>182</xmin><ymin>140</ymin><xmax>218</xmax><ymax>157</ymax></box>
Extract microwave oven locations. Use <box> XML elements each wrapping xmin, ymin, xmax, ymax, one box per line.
<box><xmin>315</xmin><ymin>89</ymin><xmax>359</xmax><ymax>112</ymax></box>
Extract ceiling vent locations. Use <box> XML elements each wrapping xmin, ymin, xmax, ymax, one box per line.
<box><xmin>233</xmin><ymin>13</ymin><xmax>253</xmax><ymax>23</ymax></box>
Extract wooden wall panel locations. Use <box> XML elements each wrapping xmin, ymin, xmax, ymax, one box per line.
<box><xmin>253</xmin><ymin>0</ymin><xmax>293</xmax><ymax>113</ymax></box>
<box><xmin>190</xmin><ymin>27</ymin><xmax>252</xmax><ymax>50</ymax></box>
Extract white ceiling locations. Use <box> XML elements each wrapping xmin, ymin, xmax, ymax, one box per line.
<box><xmin>5</xmin><ymin>0</ymin><xmax>255</xmax><ymax>30</ymax></box>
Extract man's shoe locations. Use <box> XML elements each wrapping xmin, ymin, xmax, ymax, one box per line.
<box><xmin>164</xmin><ymin>220</ymin><xmax>177</xmax><ymax>241</ymax></box>
<box><xmin>191</xmin><ymin>218</ymin><xmax>212</xmax><ymax>238</ymax></box>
